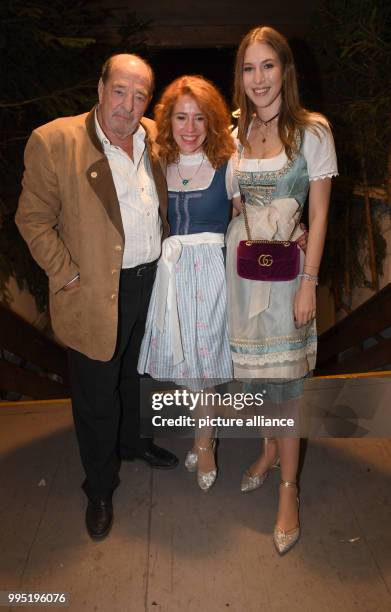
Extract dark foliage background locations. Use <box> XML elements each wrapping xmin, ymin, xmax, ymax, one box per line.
<box><xmin>309</xmin><ymin>0</ymin><xmax>391</xmax><ymax>304</ymax></box>
<box><xmin>1</xmin><ymin>0</ymin><xmax>390</xmax><ymax>315</ymax></box>
<box><xmin>0</xmin><ymin>0</ymin><xmax>148</xmax><ymax>309</ymax></box>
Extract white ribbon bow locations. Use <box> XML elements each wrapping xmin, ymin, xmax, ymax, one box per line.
<box><xmin>245</xmin><ymin>198</ymin><xmax>302</xmax><ymax>319</ymax></box>
<box><xmin>155</xmin><ymin>233</ymin><xmax>225</xmax><ymax>366</ymax></box>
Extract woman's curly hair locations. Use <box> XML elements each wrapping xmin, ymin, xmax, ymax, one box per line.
<box><xmin>154</xmin><ymin>75</ymin><xmax>235</xmax><ymax>168</ymax></box>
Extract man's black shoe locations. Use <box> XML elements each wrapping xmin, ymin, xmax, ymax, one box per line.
<box><xmin>86</xmin><ymin>499</ymin><xmax>113</xmax><ymax>540</ymax></box>
<box><xmin>121</xmin><ymin>443</ymin><xmax>179</xmax><ymax>469</ymax></box>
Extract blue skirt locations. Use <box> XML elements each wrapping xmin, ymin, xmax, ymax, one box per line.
<box><xmin>138</xmin><ymin>243</ymin><xmax>233</xmax><ymax>390</ymax></box>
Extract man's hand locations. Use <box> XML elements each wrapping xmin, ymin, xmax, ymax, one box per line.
<box><xmin>296</xmin><ymin>223</ymin><xmax>308</xmax><ymax>252</ymax></box>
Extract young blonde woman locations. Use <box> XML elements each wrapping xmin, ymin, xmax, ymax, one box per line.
<box><xmin>138</xmin><ymin>76</ymin><xmax>238</xmax><ymax>490</ymax></box>
<box><xmin>226</xmin><ymin>26</ymin><xmax>338</xmax><ymax>554</ymax></box>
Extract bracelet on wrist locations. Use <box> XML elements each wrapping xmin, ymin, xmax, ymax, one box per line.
<box><xmin>299</xmin><ymin>273</ymin><xmax>319</xmax><ymax>285</ymax></box>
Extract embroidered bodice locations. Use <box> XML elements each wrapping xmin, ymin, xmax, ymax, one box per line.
<box><xmin>168</xmin><ymin>163</ymin><xmax>231</xmax><ymax>235</ymax></box>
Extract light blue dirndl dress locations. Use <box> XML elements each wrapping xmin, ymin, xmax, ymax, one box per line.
<box><xmin>226</xmin><ymin>132</ymin><xmax>316</xmax><ymax>402</ymax></box>
<box><xmin>138</xmin><ymin>163</ymin><xmax>233</xmax><ymax>389</ymax></box>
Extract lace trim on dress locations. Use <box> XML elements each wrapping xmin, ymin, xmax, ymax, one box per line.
<box><xmin>230</xmin><ymin>331</ymin><xmax>315</xmax><ymax>348</ymax></box>
<box><xmin>235</xmin><ymin>131</ymin><xmax>302</xmax><ymax>187</ymax></box>
<box><xmin>309</xmin><ymin>172</ymin><xmax>339</xmax><ymax>182</ymax></box>
<box><xmin>231</xmin><ymin>342</ymin><xmax>317</xmax><ymax>366</ymax></box>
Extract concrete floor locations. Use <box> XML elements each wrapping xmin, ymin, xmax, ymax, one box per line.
<box><xmin>0</xmin><ymin>401</ymin><xmax>390</xmax><ymax>612</ymax></box>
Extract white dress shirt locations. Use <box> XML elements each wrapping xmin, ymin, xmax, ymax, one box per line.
<box><xmin>95</xmin><ymin>112</ymin><xmax>161</xmax><ymax>268</ymax></box>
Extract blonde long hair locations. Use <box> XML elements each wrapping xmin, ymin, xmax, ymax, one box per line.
<box><xmin>234</xmin><ymin>26</ymin><xmax>326</xmax><ymax>158</ymax></box>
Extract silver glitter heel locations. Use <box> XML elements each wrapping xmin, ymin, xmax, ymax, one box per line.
<box><xmin>273</xmin><ymin>480</ymin><xmax>300</xmax><ymax>555</ymax></box>
<box><xmin>241</xmin><ymin>438</ymin><xmax>280</xmax><ymax>493</ymax></box>
<box><xmin>196</xmin><ymin>440</ymin><xmax>217</xmax><ymax>492</ymax></box>
<box><xmin>184</xmin><ymin>450</ymin><xmax>198</xmax><ymax>472</ymax></box>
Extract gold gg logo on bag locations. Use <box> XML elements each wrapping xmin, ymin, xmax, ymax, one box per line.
<box><xmin>258</xmin><ymin>254</ymin><xmax>273</xmax><ymax>267</ymax></box>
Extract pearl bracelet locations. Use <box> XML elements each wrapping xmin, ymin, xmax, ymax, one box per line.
<box><xmin>299</xmin><ymin>273</ymin><xmax>319</xmax><ymax>285</ymax></box>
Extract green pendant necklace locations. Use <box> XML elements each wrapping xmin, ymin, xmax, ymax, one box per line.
<box><xmin>176</xmin><ymin>154</ymin><xmax>204</xmax><ymax>187</ymax></box>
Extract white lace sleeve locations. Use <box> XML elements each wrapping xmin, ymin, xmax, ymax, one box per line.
<box><xmin>303</xmin><ymin>119</ymin><xmax>338</xmax><ymax>181</ymax></box>
<box><xmin>225</xmin><ymin>156</ymin><xmax>240</xmax><ymax>199</ymax></box>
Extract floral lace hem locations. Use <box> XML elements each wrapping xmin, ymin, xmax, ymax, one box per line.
<box><xmin>231</xmin><ymin>343</ymin><xmax>317</xmax><ymax>366</ymax></box>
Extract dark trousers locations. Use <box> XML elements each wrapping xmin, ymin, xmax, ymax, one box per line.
<box><xmin>67</xmin><ymin>262</ymin><xmax>156</xmax><ymax>502</ymax></box>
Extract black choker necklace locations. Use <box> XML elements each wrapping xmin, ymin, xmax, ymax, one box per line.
<box><xmin>255</xmin><ymin>112</ymin><xmax>280</xmax><ymax>127</ymax></box>
<box><xmin>254</xmin><ymin>112</ymin><xmax>280</xmax><ymax>143</ymax></box>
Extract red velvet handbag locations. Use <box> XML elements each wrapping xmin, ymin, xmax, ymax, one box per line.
<box><xmin>237</xmin><ymin>196</ymin><xmax>300</xmax><ymax>282</ymax></box>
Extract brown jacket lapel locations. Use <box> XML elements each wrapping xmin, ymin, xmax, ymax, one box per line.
<box><xmin>85</xmin><ymin>108</ymin><xmax>125</xmax><ymax>242</ymax></box>
<box><xmin>85</xmin><ymin>109</ymin><xmax>169</xmax><ymax>241</ymax></box>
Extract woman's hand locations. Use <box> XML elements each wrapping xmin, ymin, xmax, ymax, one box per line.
<box><xmin>232</xmin><ymin>195</ymin><xmax>242</xmax><ymax>216</ymax></box>
<box><xmin>293</xmin><ymin>281</ymin><xmax>316</xmax><ymax>327</ymax></box>
<box><xmin>296</xmin><ymin>223</ymin><xmax>308</xmax><ymax>252</ymax></box>
<box><xmin>294</xmin><ymin>179</ymin><xmax>331</xmax><ymax>326</ymax></box>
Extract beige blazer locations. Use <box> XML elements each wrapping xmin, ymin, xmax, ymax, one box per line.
<box><xmin>16</xmin><ymin>108</ymin><xmax>169</xmax><ymax>361</ymax></box>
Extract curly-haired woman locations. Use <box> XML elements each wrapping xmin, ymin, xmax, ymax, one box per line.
<box><xmin>138</xmin><ymin>75</ymin><xmax>238</xmax><ymax>491</ymax></box>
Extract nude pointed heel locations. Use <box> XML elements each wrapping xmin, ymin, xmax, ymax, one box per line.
<box><xmin>196</xmin><ymin>440</ymin><xmax>217</xmax><ymax>492</ymax></box>
<box><xmin>184</xmin><ymin>449</ymin><xmax>198</xmax><ymax>472</ymax></box>
<box><xmin>273</xmin><ymin>480</ymin><xmax>300</xmax><ymax>555</ymax></box>
<box><xmin>241</xmin><ymin>438</ymin><xmax>280</xmax><ymax>493</ymax></box>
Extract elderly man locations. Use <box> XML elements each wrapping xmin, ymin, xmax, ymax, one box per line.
<box><xmin>16</xmin><ymin>54</ymin><xmax>178</xmax><ymax>540</ymax></box>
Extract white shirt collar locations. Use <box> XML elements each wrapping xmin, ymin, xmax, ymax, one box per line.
<box><xmin>178</xmin><ymin>151</ymin><xmax>205</xmax><ymax>166</ymax></box>
<box><xmin>94</xmin><ymin>108</ymin><xmax>146</xmax><ymax>148</ymax></box>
